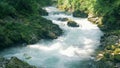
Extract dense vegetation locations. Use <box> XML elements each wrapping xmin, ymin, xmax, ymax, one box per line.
<box><xmin>57</xmin><ymin>0</ymin><xmax>120</xmax><ymax>67</ymax></box>
<box><xmin>0</xmin><ymin>0</ymin><xmax>62</xmax><ymax>50</ymax></box>
<box><xmin>57</xmin><ymin>0</ymin><xmax>120</xmax><ymax>30</ymax></box>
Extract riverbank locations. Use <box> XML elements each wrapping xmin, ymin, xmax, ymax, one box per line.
<box><xmin>0</xmin><ymin>0</ymin><xmax>63</xmax><ymax>50</ymax></box>
<box><xmin>88</xmin><ymin>10</ymin><xmax>120</xmax><ymax>68</ymax></box>
<box><xmin>0</xmin><ymin>1</ymin><xmax>63</xmax><ymax>67</ymax></box>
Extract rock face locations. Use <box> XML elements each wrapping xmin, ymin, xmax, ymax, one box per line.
<box><xmin>73</xmin><ymin>10</ymin><xmax>88</xmax><ymax>18</ymax></box>
<box><xmin>67</xmin><ymin>21</ymin><xmax>79</xmax><ymax>27</ymax></box>
<box><xmin>0</xmin><ymin>57</ymin><xmax>36</xmax><ymax>68</ymax></box>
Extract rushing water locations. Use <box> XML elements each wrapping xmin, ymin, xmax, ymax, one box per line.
<box><xmin>0</xmin><ymin>7</ymin><xmax>103</xmax><ymax>68</ymax></box>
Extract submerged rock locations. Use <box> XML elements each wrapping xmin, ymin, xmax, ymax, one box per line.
<box><xmin>67</xmin><ymin>21</ymin><xmax>79</xmax><ymax>27</ymax></box>
<box><xmin>0</xmin><ymin>57</ymin><xmax>36</xmax><ymax>68</ymax></box>
<box><xmin>57</xmin><ymin>18</ymin><xmax>69</xmax><ymax>21</ymax></box>
<box><xmin>73</xmin><ymin>10</ymin><xmax>88</xmax><ymax>18</ymax></box>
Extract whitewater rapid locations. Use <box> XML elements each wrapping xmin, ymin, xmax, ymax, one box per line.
<box><xmin>0</xmin><ymin>7</ymin><xmax>103</xmax><ymax>68</ymax></box>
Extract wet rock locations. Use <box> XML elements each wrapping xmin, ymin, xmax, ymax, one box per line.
<box><xmin>73</xmin><ymin>10</ymin><xmax>88</xmax><ymax>18</ymax></box>
<box><xmin>57</xmin><ymin>18</ymin><xmax>69</xmax><ymax>21</ymax></box>
<box><xmin>67</xmin><ymin>21</ymin><xmax>79</xmax><ymax>27</ymax></box>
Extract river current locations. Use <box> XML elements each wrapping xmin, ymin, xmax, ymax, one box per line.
<box><xmin>0</xmin><ymin>7</ymin><xmax>103</xmax><ymax>68</ymax></box>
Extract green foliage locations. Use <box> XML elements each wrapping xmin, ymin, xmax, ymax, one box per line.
<box><xmin>0</xmin><ymin>1</ymin><xmax>16</xmax><ymax>18</ymax></box>
<box><xmin>57</xmin><ymin>0</ymin><xmax>96</xmax><ymax>12</ymax></box>
<box><xmin>0</xmin><ymin>0</ymin><xmax>53</xmax><ymax>18</ymax></box>
<box><xmin>36</xmin><ymin>0</ymin><xmax>53</xmax><ymax>6</ymax></box>
<box><xmin>57</xmin><ymin>0</ymin><xmax>120</xmax><ymax>30</ymax></box>
<box><xmin>5</xmin><ymin>0</ymin><xmax>38</xmax><ymax>16</ymax></box>
<box><xmin>0</xmin><ymin>0</ymin><xmax>62</xmax><ymax>49</ymax></box>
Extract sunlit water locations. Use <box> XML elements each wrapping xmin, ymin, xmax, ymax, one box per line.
<box><xmin>0</xmin><ymin>7</ymin><xmax>103</xmax><ymax>68</ymax></box>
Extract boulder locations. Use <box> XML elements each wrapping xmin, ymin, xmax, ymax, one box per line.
<box><xmin>0</xmin><ymin>57</ymin><xmax>36</xmax><ymax>68</ymax></box>
<box><xmin>67</xmin><ymin>21</ymin><xmax>79</xmax><ymax>27</ymax></box>
<box><xmin>57</xmin><ymin>18</ymin><xmax>69</xmax><ymax>21</ymax></box>
<box><xmin>73</xmin><ymin>10</ymin><xmax>88</xmax><ymax>18</ymax></box>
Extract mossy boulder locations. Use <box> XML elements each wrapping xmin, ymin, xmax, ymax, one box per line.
<box><xmin>73</xmin><ymin>10</ymin><xmax>88</xmax><ymax>18</ymax></box>
<box><xmin>67</xmin><ymin>20</ymin><xmax>79</xmax><ymax>27</ymax></box>
<box><xmin>0</xmin><ymin>57</ymin><xmax>36</xmax><ymax>68</ymax></box>
<box><xmin>0</xmin><ymin>16</ymin><xmax>63</xmax><ymax>50</ymax></box>
<box><xmin>6</xmin><ymin>57</ymin><xmax>36</xmax><ymax>68</ymax></box>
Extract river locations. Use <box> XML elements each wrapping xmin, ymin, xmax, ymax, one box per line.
<box><xmin>0</xmin><ymin>7</ymin><xmax>103</xmax><ymax>68</ymax></box>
